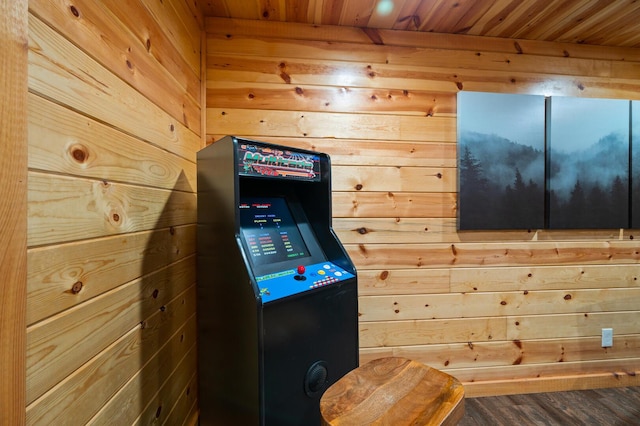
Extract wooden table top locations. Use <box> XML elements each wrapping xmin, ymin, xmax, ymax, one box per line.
<box><xmin>320</xmin><ymin>357</ymin><xmax>464</xmax><ymax>425</ymax></box>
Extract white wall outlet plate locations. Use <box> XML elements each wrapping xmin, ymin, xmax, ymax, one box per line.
<box><xmin>602</xmin><ymin>328</ymin><xmax>613</xmax><ymax>347</ymax></box>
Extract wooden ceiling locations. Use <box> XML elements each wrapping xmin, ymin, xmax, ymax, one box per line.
<box><xmin>200</xmin><ymin>0</ymin><xmax>640</xmax><ymax>48</ymax></box>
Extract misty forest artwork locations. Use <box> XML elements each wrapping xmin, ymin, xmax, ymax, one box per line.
<box><xmin>548</xmin><ymin>97</ymin><xmax>629</xmax><ymax>229</ymax></box>
<box><xmin>458</xmin><ymin>92</ymin><xmax>637</xmax><ymax>231</ymax></box>
<box><xmin>458</xmin><ymin>92</ymin><xmax>546</xmax><ymax>230</ymax></box>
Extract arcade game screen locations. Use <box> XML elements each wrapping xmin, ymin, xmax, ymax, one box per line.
<box><xmin>239</xmin><ymin>197</ymin><xmax>310</xmax><ymax>267</ymax></box>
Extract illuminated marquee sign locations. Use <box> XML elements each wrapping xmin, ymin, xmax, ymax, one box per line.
<box><xmin>237</xmin><ymin>142</ymin><xmax>321</xmax><ymax>182</ymax></box>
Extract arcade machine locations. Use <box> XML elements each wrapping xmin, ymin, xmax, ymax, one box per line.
<box><xmin>197</xmin><ymin>136</ymin><xmax>358</xmax><ymax>425</ymax></box>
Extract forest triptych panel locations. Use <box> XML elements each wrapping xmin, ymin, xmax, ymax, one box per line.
<box><xmin>458</xmin><ymin>92</ymin><xmax>637</xmax><ymax>231</ymax></box>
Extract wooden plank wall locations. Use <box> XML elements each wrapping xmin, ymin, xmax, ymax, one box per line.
<box><xmin>26</xmin><ymin>1</ymin><xmax>202</xmax><ymax>424</ymax></box>
<box><xmin>1</xmin><ymin>0</ymin><xmax>28</xmax><ymax>424</ymax></box>
<box><xmin>205</xmin><ymin>17</ymin><xmax>640</xmax><ymax>397</ymax></box>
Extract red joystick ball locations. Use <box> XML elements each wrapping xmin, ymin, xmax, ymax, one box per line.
<box><xmin>297</xmin><ymin>265</ymin><xmax>306</xmax><ymax>275</ymax></box>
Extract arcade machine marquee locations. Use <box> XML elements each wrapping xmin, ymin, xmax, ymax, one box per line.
<box><xmin>197</xmin><ymin>136</ymin><xmax>359</xmax><ymax>425</ymax></box>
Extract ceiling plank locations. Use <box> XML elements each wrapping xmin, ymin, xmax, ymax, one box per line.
<box><xmin>201</xmin><ymin>0</ymin><xmax>640</xmax><ymax>49</ymax></box>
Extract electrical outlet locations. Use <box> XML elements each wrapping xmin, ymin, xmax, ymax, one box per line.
<box><xmin>602</xmin><ymin>328</ymin><xmax>613</xmax><ymax>347</ymax></box>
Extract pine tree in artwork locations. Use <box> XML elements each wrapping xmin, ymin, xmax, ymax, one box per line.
<box><xmin>568</xmin><ymin>180</ymin><xmax>588</xmax><ymax>228</ymax></box>
<box><xmin>610</xmin><ymin>175</ymin><xmax>629</xmax><ymax>227</ymax></box>
<box><xmin>459</xmin><ymin>146</ymin><xmax>491</xmax><ymax>229</ymax></box>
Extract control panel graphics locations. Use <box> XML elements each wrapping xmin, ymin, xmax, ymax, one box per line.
<box><xmin>255</xmin><ymin>261</ymin><xmax>355</xmax><ymax>303</ymax></box>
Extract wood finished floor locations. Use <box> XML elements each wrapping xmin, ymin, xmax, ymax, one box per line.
<box><xmin>458</xmin><ymin>387</ymin><xmax>640</xmax><ymax>425</ymax></box>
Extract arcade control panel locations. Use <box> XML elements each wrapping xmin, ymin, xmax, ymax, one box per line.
<box><xmin>256</xmin><ymin>261</ymin><xmax>355</xmax><ymax>303</ymax></box>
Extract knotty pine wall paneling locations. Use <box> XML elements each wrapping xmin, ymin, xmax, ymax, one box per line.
<box><xmin>1</xmin><ymin>1</ymin><xmax>28</xmax><ymax>424</ymax></box>
<box><xmin>26</xmin><ymin>1</ymin><xmax>202</xmax><ymax>424</ymax></box>
<box><xmin>205</xmin><ymin>17</ymin><xmax>640</xmax><ymax>397</ymax></box>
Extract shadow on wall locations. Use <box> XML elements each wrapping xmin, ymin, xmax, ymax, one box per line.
<box><xmin>131</xmin><ymin>170</ymin><xmax>198</xmax><ymax>424</ymax></box>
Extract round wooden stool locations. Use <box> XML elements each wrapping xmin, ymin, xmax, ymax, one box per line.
<box><xmin>320</xmin><ymin>357</ymin><xmax>464</xmax><ymax>425</ymax></box>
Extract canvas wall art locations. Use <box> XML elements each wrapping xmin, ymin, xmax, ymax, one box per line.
<box><xmin>457</xmin><ymin>91</ymin><xmax>546</xmax><ymax>230</ymax></box>
<box><xmin>547</xmin><ymin>97</ymin><xmax>630</xmax><ymax>229</ymax></box>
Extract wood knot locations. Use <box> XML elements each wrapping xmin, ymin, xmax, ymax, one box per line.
<box><xmin>70</xmin><ymin>144</ymin><xmax>89</xmax><ymax>163</ymax></box>
<box><xmin>152</xmin><ymin>289</ymin><xmax>159</xmax><ymax>299</ymax></box>
<box><xmin>355</xmin><ymin>184</ymin><xmax>363</xmax><ymax>190</ymax></box>
<box><xmin>514</xmin><ymin>41</ymin><xmax>523</xmax><ymax>54</ymax></box>
<box><xmin>357</xmin><ymin>227</ymin><xmax>368</xmax><ymax>235</ymax></box>
<box><xmin>279</xmin><ymin>72</ymin><xmax>291</xmax><ymax>84</ymax></box>
<box><xmin>379</xmin><ymin>270</ymin><xmax>389</xmax><ymax>280</ymax></box>
<box><xmin>70</xmin><ymin>5</ymin><xmax>80</xmax><ymax>17</ymax></box>
<box><xmin>71</xmin><ymin>281</ymin><xmax>83</xmax><ymax>294</ymax></box>
<box><xmin>564</xmin><ymin>294</ymin><xmax>572</xmax><ymax>300</ymax></box>
<box><xmin>295</xmin><ymin>87</ymin><xmax>304</xmax><ymax>95</ymax></box>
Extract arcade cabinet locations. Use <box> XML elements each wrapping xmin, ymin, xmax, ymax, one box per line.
<box><xmin>197</xmin><ymin>136</ymin><xmax>359</xmax><ymax>425</ymax></box>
